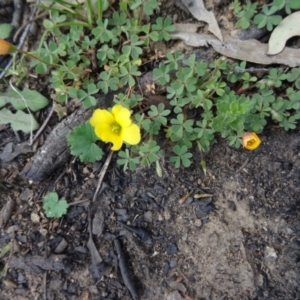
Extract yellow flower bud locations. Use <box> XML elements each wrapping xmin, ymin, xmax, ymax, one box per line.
<box><xmin>242</xmin><ymin>132</ymin><xmax>261</xmax><ymax>150</ymax></box>
<box><xmin>0</xmin><ymin>39</ymin><xmax>17</xmax><ymax>55</ymax></box>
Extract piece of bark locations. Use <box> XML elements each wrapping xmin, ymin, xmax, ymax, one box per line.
<box><xmin>0</xmin><ymin>196</ymin><xmax>15</xmax><ymax>227</ymax></box>
<box><xmin>87</xmin><ymin>206</ymin><xmax>103</xmax><ymax>279</ymax></box>
<box><xmin>8</xmin><ymin>254</ymin><xmax>67</xmax><ymax>274</ymax></box>
<box><xmin>114</xmin><ymin>239</ymin><xmax>138</xmax><ymax>300</ymax></box>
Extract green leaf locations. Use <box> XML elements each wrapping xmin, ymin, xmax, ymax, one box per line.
<box><xmin>287</xmin><ymin>0</ymin><xmax>300</xmax><ymax>9</ymax></box>
<box><xmin>142</xmin><ymin>119</ymin><xmax>160</xmax><ymax>134</ymax></box>
<box><xmin>0</xmin><ymin>108</ymin><xmax>39</xmax><ymax>133</ymax></box>
<box><xmin>144</xmin><ymin>0</ymin><xmax>158</xmax><ymax>15</ymax></box>
<box><xmin>67</xmin><ymin>122</ymin><xmax>104</xmax><ymax>162</ymax></box>
<box><xmin>152</xmin><ymin>17</ymin><xmax>175</xmax><ymax>41</ymax></box>
<box><xmin>138</xmin><ymin>140</ymin><xmax>162</xmax><ymax>167</ymax></box>
<box><xmin>170</xmin><ymin>145</ymin><xmax>192</xmax><ymax>168</ymax></box>
<box><xmin>148</xmin><ymin>103</ymin><xmax>170</xmax><ymax>126</ymax></box>
<box><xmin>0</xmin><ymin>24</ymin><xmax>14</xmax><ymax>39</ymax></box>
<box><xmin>0</xmin><ymin>87</ymin><xmax>49</xmax><ymax>111</ymax></box>
<box><xmin>153</xmin><ymin>64</ymin><xmax>170</xmax><ymax>85</ymax></box>
<box><xmin>253</xmin><ymin>4</ymin><xmax>282</xmax><ymax>31</ymax></box>
<box><xmin>43</xmin><ymin>192</ymin><xmax>69</xmax><ymax>218</ymax></box>
<box><xmin>117</xmin><ymin>149</ymin><xmax>139</xmax><ymax>171</ymax></box>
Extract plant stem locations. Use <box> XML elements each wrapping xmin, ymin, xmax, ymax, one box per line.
<box><xmin>92</xmin><ymin>150</ymin><xmax>114</xmax><ymax>201</ymax></box>
<box><xmin>17</xmin><ymin>48</ymin><xmax>60</xmax><ymax>68</ymax></box>
<box><xmin>97</xmin><ymin>0</ymin><xmax>103</xmax><ymax>21</ymax></box>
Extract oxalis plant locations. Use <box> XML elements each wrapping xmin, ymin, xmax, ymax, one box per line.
<box><xmin>1</xmin><ymin>0</ymin><xmax>300</xmax><ymax>177</ymax></box>
<box><xmin>229</xmin><ymin>0</ymin><xmax>300</xmax><ymax>30</ymax></box>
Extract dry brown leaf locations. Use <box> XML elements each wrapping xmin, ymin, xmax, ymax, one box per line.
<box><xmin>179</xmin><ymin>0</ymin><xmax>223</xmax><ymax>42</ymax></box>
<box><xmin>267</xmin><ymin>11</ymin><xmax>300</xmax><ymax>55</ymax></box>
<box><xmin>171</xmin><ymin>31</ymin><xmax>300</xmax><ymax>67</ymax></box>
<box><xmin>175</xmin><ymin>23</ymin><xmax>200</xmax><ymax>34</ymax></box>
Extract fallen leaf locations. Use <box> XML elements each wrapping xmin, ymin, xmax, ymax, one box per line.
<box><xmin>174</xmin><ymin>23</ymin><xmax>200</xmax><ymax>34</ymax></box>
<box><xmin>267</xmin><ymin>11</ymin><xmax>300</xmax><ymax>55</ymax></box>
<box><xmin>0</xmin><ymin>87</ymin><xmax>49</xmax><ymax>112</ymax></box>
<box><xmin>0</xmin><ymin>108</ymin><xmax>39</xmax><ymax>133</ymax></box>
<box><xmin>178</xmin><ymin>0</ymin><xmax>223</xmax><ymax>42</ymax></box>
<box><xmin>0</xmin><ymin>142</ymin><xmax>33</xmax><ymax>162</ymax></box>
<box><xmin>171</xmin><ymin>30</ymin><xmax>300</xmax><ymax>67</ymax></box>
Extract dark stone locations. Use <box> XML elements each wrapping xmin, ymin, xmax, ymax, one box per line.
<box><xmin>169</xmin><ymin>258</ymin><xmax>177</xmax><ymax>268</ymax></box>
<box><xmin>167</xmin><ymin>244</ymin><xmax>178</xmax><ymax>255</ymax></box>
<box><xmin>229</xmin><ymin>201</ymin><xmax>236</xmax><ymax>211</ymax></box>
<box><xmin>163</xmin><ymin>262</ymin><xmax>170</xmax><ymax>276</ymax></box>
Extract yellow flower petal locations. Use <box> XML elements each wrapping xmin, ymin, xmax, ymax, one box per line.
<box><xmin>112</xmin><ymin>105</ymin><xmax>131</xmax><ymax>128</ymax></box>
<box><xmin>94</xmin><ymin>124</ymin><xmax>112</xmax><ymax>141</ymax></box>
<box><xmin>89</xmin><ymin>105</ymin><xmax>141</xmax><ymax>151</ymax></box>
<box><xmin>110</xmin><ymin>136</ymin><xmax>123</xmax><ymax>151</ymax></box>
<box><xmin>95</xmin><ymin>124</ymin><xmax>123</xmax><ymax>151</ymax></box>
<box><xmin>90</xmin><ymin>109</ymin><xmax>114</xmax><ymax>127</ymax></box>
<box><xmin>121</xmin><ymin>123</ymin><xmax>141</xmax><ymax>145</ymax></box>
<box><xmin>242</xmin><ymin>132</ymin><xmax>261</xmax><ymax>150</ymax></box>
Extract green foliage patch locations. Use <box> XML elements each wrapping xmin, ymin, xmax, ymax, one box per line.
<box><xmin>43</xmin><ymin>192</ymin><xmax>69</xmax><ymax>218</ymax></box>
<box><xmin>3</xmin><ymin>0</ymin><xmax>300</xmax><ymax>174</ymax></box>
<box><xmin>230</xmin><ymin>0</ymin><xmax>300</xmax><ymax>31</ymax></box>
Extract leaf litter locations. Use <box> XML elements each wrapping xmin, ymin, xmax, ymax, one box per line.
<box><xmin>176</xmin><ymin>0</ymin><xmax>223</xmax><ymax>42</ymax></box>
<box><xmin>268</xmin><ymin>11</ymin><xmax>300</xmax><ymax>55</ymax></box>
<box><xmin>171</xmin><ymin>24</ymin><xmax>300</xmax><ymax>67</ymax></box>
<box><xmin>173</xmin><ymin>1</ymin><xmax>300</xmax><ymax>67</ymax></box>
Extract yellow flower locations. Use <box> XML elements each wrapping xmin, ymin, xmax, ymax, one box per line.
<box><xmin>242</xmin><ymin>132</ymin><xmax>261</xmax><ymax>150</ymax></box>
<box><xmin>90</xmin><ymin>105</ymin><xmax>141</xmax><ymax>151</ymax></box>
<box><xmin>0</xmin><ymin>39</ymin><xmax>16</xmax><ymax>55</ymax></box>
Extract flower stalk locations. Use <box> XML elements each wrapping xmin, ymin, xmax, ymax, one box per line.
<box><xmin>0</xmin><ymin>39</ymin><xmax>60</xmax><ymax>68</ymax></box>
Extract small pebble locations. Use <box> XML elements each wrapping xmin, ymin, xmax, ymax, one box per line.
<box><xmin>54</xmin><ymin>238</ymin><xmax>68</xmax><ymax>253</ymax></box>
<box><xmin>169</xmin><ymin>258</ymin><xmax>177</xmax><ymax>268</ymax></box>
<box><xmin>185</xmin><ymin>197</ymin><xmax>194</xmax><ymax>205</ymax></box>
<box><xmin>14</xmin><ymin>287</ymin><xmax>27</xmax><ymax>295</ymax></box>
<box><xmin>146</xmin><ymin>192</ymin><xmax>156</xmax><ymax>198</ymax></box>
<box><xmin>181</xmin><ymin>232</ymin><xmax>188</xmax><ymax>241</ymax></box>
<box><xmin>30</xmin><ymin>212</ymin><xmax>40</xmax><ymax>223</ymax></box>
<box><xmin>144</xmin><ymin>211</ymin><xmax>153</xmax><ymax>223</ymax></box>
<box><xmin>264</xmin><ymin>246</ymin><xmax>277</xmax><ymax>260</ymax></box>
<box><xmin>67</xmin><ymin>282</ymin><xmax>78</xmax><ymax>295</ymax></box>
<box><xmin>163</xmin><ymin>262</ymin><xmax>170</xmax><ymax>276</ymax></box>
<box><xmin>164</xmin><ymin>211</ymin><xmax>171</xmax><ymax>220</ymax></box>
<box><xmin>194</xmin><ymin>219</ymin><xmax>202</xmax><ymax>227</ymax></box>
<box><xmin>167</xmin><ymin>244</ymin><xmax>178</xmax><ymax>255</ymax></box>
<box><xmin>20</xmin><ymin>188</ymin><xmax>33</xmax><ymax>201</ymax></box>
<box><xmin>228</xmin><ymin>201</ymin><xmax>236</xmax><ymax>211</ymax></box>
<box><xmin>167</xmin><ymin>290</ymin><xmax>183</xmax><ymax>300</ymax></box>
<box><xmin>75</xmin><ymin>246</ymin><xmax>87</xmax><ymax>253</ymax></box>
<box><xmin>114</xmin><ymin>208</ymin><xmax>127</xmax><ymax>221</ymax></box>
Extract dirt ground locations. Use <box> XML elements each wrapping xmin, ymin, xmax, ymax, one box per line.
<box><xmin>1</xmin><ymin>127</ymin><xmax>300</xmax><ymax>300</ymax></box>
<box><xmin>1</xmin><ymin>0</ymin><xmax>300</xmax><ymax>300</ymax></box>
